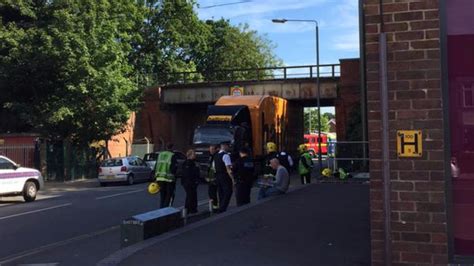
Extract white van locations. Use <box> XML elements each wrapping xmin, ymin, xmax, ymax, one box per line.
<box><xmin>0</xmin><ymin>155</ymin><xmax>44</xmax><ymax>202</ymax></box>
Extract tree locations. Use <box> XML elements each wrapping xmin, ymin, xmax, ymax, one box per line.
<box><xmin>193</xmin><ymin>19</ymin><xmax>282</xmax><ymax>81</ymax></box>
<box><xmin>0</xmin><ymin>0</ymin><xmax>142</xmax><ymax>145</ymax></box>
<box><xmin>0</xmin><ymin>0</ymin><xmax>282</xmax><ymax>144</ymax></box>
<box><xmin>134</xmin><ymin>1</ymin><xmax>281</xmax><ymax>85</ymax></box>
<box><xmin>323</xmin><ymin>112</ymin><xmax>335</xmax><ymax>121</ymax></box>
<box><xmin>304</xmin><ymin>109</ymin><xmax>329</xmax><ymax>134</ymax></box>
<box><xmin>132</xmin><ymin>0</ymin><xmax>209</xmax><ymax>85</ymax></box>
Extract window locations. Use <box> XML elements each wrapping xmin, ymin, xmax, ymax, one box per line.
<box><xmin>101</xmin><ymin>159</ymin><xmax>123</xmax><ymax>167</ymax></box>
<box><xmin>128</xmin><ymin>158</ymin><xmax>138</xmax><ymax>166</ymax></box>
<box><xmin>136</xmin><ymin>158</ymin><xmax>145</xmax><ymax>166</ymax></box>
<box><xmin>463</xmin><ymin>83</ymin><xmax>474</xmax><ymax>107</ymax></box>
<box><xmin>0</xmin><ymin>158</ymin><xmax>15</xmax><ymax>170</ymax></box>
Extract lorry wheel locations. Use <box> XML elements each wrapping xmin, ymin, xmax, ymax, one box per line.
<box><xmin>100</xmin><ymin>182</ymin><xmax>108</xmax><ymax>187</ymax></box>
<box><xmin>127</xmin><ymin>175</ymin><xmax>134</xmax><ymax>186</ymax></box>
<box><xmin>23</xmin><ymin>181</ymin><xmax>37</xmax><ymax>202</ymax></box>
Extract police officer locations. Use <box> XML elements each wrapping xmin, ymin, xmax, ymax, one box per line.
<box><xmin>265</xmin><ymin>142</ymin><xmax>294</xmax><ymax>174</ymax></box>
<box><xmin>233</xmin><ymin>147</ymin><xmax>255</xmax><ymax>206</ymax></box>
<box><xmin>207</xmin><ymin>144</ymin><xmax>220</xmax><ymax>211</ymax></box>
<box><xmin>264</xmin><ymin>142</ymin><xmax>279</xmax><ymax>176</ymax></box>
<box><xmin>215</xmin><ymin>141</ymin><xmax>235</xmax><ymax>213</ymax></box>
<box><xmin>155</xmin><ymin>144</ymin><xmax>178</xmax><ymax>208</ymax></box>
<box><xmin>277</xmin><ymin>150</ymin><xmax>294</xmax><ymax>173</ymax></box>
<box><xmin>298</xmin><ymin>144</ymin><xmax>313</xmax><ymax>184</ymax></box>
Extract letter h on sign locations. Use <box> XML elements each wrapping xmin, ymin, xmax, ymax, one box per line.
<box><xmin>397</xmin><ymin>130</ymin><xmax>422</xmax><ymax>158</ymax></box>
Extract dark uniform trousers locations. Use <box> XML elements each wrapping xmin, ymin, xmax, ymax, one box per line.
<box><xmin>183</xmin><ymin>184</ymin><xmax>198</xmax><ymax>213</ymax></box>
<box><xmin>159</xmin><ymin>181</ymin><xmax>176</xmax><ymax>208</ymax></box>
<box><xmin>208</xmin><ymin>181</ymin><xmax>219</xmax><ymax>208</ymax></box>
<box><xmin>301</xmin><ymin>174</ymin><xmax>311</xmax><ymax>184</ymax></box>
<box><xmin>234</xmin><ymin>156</ymin><xmax>255</xmax><ymax>207</ymax></box>
<box><xmin>236</xmin><ymin>181</ymin><xmax>252</xmax><ymax>206</ymax></box>
<box><xmin>216</xmin><ymin>176</ymin><xmax>233</xmax><ymax>212</ymax></box>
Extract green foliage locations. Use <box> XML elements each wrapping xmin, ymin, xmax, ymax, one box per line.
<box><xmin>304</xmin><ymin>109</ymin><xmax>330</xmax><ymax>134</ymax></box>
<box><xmin>0</xmin><ymin>0</ymin><xmax>142</xmax><ymax>144</ymax></box>
<box><xmin>135</xmin><ymin>1</ymin><xmax>281</xmax><ymax>85</ymax></box>
<box><xmin>0</xmin><ymin>0</ymin><xmax>281</xmax><ymax>146</ymax></box>
<box><xmin>194</xmin><ymin>19</ymin><xmax>282</xmax><ymax>81</ymax></box>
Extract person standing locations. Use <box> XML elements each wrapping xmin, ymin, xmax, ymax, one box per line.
<box><xmin>265</xmin><ymin>142</ymin><xmax>294</xmax><ymax>173</ymax></box>
<box><xmin>277</xmin><ymin>150</ymin><xmax>294</xmax><ymax>173</ymax></box>
<box><xmin>215</xmin><ymin>141</ymin><xmax>235</xmax><ymax>213</ymax></box>
<box><xmin>264</xmin><ymin>142</ymin><xmax>279</xmax><ymax>176</ymax></box>
<box><xmin>181</xmin><ymin>149</ymin><xmax>200</xmax><ymax>214</ymax></box>
<box><xmin>233</xmin><ymin>147</ymin><xmax>255</xmax><ymax>206</ymax></box>
<box><xmin>258</xmin><ymin>158</ymin><xmax>290</xmax><ymax>199</ymax></box>
<box><xmin>155</xmin><ymin>144</ymin><xmax>178</xmax><ymax>208</ymax></box>
<box><xmin>207</xmin><ymin>144</ymin><xmax>220</xmax><ymax>211</ymax></box>
<box><xmin>298</xmin><ymin>144</ymin><xmax>313</xmax><ymax>184</ymax></box>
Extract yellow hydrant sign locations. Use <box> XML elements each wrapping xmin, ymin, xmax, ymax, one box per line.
<box><xmin>397</xmin><ymin>130</ymin><xmax>422</xmax><ymax>157</ymax></box>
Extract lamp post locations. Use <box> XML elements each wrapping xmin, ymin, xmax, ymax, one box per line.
<box><xmin>272</xmin><ymin>18</ymin><xmax>323</xmax><ymax>172</ymax></box>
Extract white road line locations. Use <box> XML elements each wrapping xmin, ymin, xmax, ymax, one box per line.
<box><xmin>0</xmin><ymin>203</ymin><xmax>72</xmax><ymax>221</ymax></box>
<box><xmin>0</xmin><ymin>200</ymin><xmax>209</xmax><ymax>265</ymax></box>
<box><xmin>0</xmin><ymin>226</ymin><xmax>119</xmax><ymax>265</ymax></box>
<box><xmin>19</xmin><ymin>263</ymin><xmax>59</xmax><ymax>266</ymax></box>
<box><xmin>95</xmin><ymin>189</ymin><xmax>144</xmax><ymax>200</ymax></box>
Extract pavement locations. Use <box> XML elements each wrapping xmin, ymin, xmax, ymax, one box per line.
<box><xmin>104</xmin><ymin>183</ymin><xmax>370</xmax><ymax>266</ymax></box>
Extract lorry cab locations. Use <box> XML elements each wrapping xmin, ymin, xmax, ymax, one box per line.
<box><xmin>193</xmin><ymin>95</ymin><xmax>290</xmax><ymax>175</ymax></box>
<box><xmin>193</xmin><ymin>104</ymin><xmax>253</xmax><ymax>173</ymax></box>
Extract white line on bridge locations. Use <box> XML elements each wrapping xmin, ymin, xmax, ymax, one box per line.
<box><xmin>0</xmin><ymin>203</ymin><xmax>72</xmax><ymax>221</ymax></box>
<box><xmin>95</xmin><ymin>189</ymin><xmax>144</xmax><ymax>200</ymax></box>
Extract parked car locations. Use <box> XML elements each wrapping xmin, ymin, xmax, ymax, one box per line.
<box><xmin>98</xmin><ymin>156</ymin><xmax>152</xmax><ymax>186</ymax></box>
<box><xmin>143</xmin><ymin>151</ymin><xmax>186</xmax><ymax>178</ymax></box>
<box><xmin>0</xmin><ymin>155</ymin><xmax>44</xmax><ymax>202</ymax></box>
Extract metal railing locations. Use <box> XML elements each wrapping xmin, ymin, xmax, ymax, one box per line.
<box><xmin>0</xmin><ymin>145</ymin><xmax>37</xmax><ymax>168</ymax></box>
<box><xmin>325</xmin><ymin>141</ymin><xmax>369</xmax><ymax>176</ymax></box>
<box><xmin>137</xmin><ymin>64</ymin><xmax>340</xmax><ymax>87</ymax></box>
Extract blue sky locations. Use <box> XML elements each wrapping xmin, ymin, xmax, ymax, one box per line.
<box><xmin>196</xmin><ymin>0</ymin><xmax>360</xmax><ymax>66</ymax></box>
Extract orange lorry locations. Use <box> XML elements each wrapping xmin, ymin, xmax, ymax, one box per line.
<box><xmin>193</xmin><ymin>95</ymin><xmax>289</xmax><ymax>171</ymax></box>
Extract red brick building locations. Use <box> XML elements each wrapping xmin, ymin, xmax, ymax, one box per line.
<box><xmin>362</xmin><ymin>0</ymin><xmax>474</xmax><ymax>264</ymax></box>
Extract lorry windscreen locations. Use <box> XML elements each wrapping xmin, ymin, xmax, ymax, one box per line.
<box><xmin>193</xmin><ymin>127</ymin><xmax>233</xmax><ymax>145</ymax></box>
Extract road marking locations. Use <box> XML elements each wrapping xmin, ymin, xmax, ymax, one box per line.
<box><xmin>95</xmin><ymin>189</ymin><xmax>144</xmax><ymax>200</ymax></box>
<box><xmin>0</xmin><ymin>200</ymin><xmax>208</xmax><ymax>265</ymax></box>
<box><xmin>0</xmin><ymin>203</ymin><xmax>72</xmax><ymax>221</ymax></box>
<box><xmin>19</xmin><ymin>263</ymin><xmax>59</xmax><ymax>266</ymax></box>
<box><xmin>0</xmin><ymin>226</ymin><xmax>119</xmax><ymax>265</ymax></box>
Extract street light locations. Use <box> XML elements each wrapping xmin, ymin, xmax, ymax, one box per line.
<box><xmin>272</xmin><ymin>18</ymin><xmax>323</xmax><ymax>172</ymax></box>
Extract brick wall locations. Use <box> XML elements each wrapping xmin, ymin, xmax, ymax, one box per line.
<box><xmin>336</xmin><ymin>58</ymin><xmax>361</xmax><ymax>141</ymax></box>
<box><xmin>363</xmin><ymin>0</ymin><xmax>448</xmax><ymax>265</ymax></box>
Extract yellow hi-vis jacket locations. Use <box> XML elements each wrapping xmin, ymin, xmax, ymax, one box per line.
<box><xmin>155</xmin><ymin>151</ymin><xmax>175</xmax><ymax>182</ymax></box>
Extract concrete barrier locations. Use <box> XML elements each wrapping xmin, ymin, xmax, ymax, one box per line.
<box><xmin>121</xmin><ymin>207</ymin><xmax>182</xmax><ymax>248</ymax></box>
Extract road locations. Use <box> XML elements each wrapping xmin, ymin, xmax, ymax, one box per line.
<box><xmin>0</xmin><ymin>180</ymin><xmax>210</xmax><ymax>266</ymax></box>
<box><xmin>0</xmin><ymin>164</ymin><xmax>338</xmax><ymax>265</ymax></box>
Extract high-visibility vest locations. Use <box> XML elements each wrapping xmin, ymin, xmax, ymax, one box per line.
<box><xmin>206</xmin><ymin>158</ymin><xmax>216</xmax><ymax>182</ymax></box>
<box><xmin>155</xmin><ymin>151</ymin><xmax>175</xmax><ymax>182</ymax></box>
<box><xmin>298</xmin><ymin>152</ymin><xmax>313</xmax><ymax>175</ymax></box>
